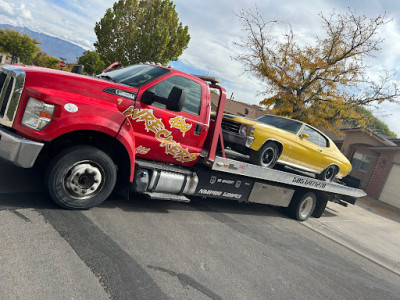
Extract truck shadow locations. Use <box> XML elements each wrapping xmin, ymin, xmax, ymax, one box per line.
<box><xmin>103</xmin><ymin>195</ymin><xmax>289</xmax><ymax>219</ymax></box>
<box><xmin>0</xmin><ymin>159</ymin><xmax>286</xmax><ymax>218</ymax></box>
<box><xmin>0</xmin><ymin>160</ymin><xmax>57</xmax><ymax>210</ymax></box>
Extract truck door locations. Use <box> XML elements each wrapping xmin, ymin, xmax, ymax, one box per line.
<box><xmin>127</xmin><ymin>74</ymin><xmax>209</xmax><ymax>166</ymax></box>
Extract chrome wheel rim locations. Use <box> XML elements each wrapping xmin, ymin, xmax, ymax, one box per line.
<box><xmin>325</xmin><ymin>166</ymin><xmax>335</xmax><ymax>180</ymax></box>
<box><xmin>299</xmin><ymin>196</ymin><xmax>314</xmax><ymax>219</ymax></box>
<box><xmin>262</xmin><ymin>147</ymin><xmax>275</xmax><ymax>166</ymax></box>
<box><xmin>63</xmin><ymin>161</ymin><xmax>105</xmax><ymax>199</ymax></box>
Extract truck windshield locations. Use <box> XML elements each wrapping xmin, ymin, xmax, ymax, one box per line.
<box><xmin>98</xmin><ymin>65</ymin><xmax>170</xmax><ymax>88</ymax></box>
<box><xmin>256</xmin><ymin>115</ymin><xmax>303</xmax><ymax>134</ymax></box>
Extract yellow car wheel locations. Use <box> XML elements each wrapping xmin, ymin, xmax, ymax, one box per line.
<box><xmin>250</xmin><ymin>141</ymin><xmax>279</xmax><ymax>168</ymax></box>
<box><xmin>317</xmin><ymin>165</ymin><xmax>338</xmax><ymax>182</ymax></box>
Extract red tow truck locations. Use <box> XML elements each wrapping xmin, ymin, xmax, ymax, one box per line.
<box><xmin>0</xmin><ymin>64</ymin><xmax>365</xmax><ymax>221</ymax></box>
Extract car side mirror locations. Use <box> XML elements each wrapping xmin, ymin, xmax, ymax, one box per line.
<box><xmin>166</xmin><ymin>86</ymin><xmax>186</xmax><ymax>112</ymax></box>
<box><xmin>300</xmin><ymin>133</ymin><xmax>309</xmax><ymax>139</ymax></box>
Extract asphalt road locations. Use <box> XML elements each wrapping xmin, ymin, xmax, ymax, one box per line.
<box><xmin>1</xmin><ymin>160</ymin><xmax>400</xmax><ymax>299</ymax></box>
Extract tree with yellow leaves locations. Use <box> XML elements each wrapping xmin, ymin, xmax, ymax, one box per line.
<box><xmin>236</xmin><ymin>9</ymin><xmax>399</xmax><ymax>134</ymax></box>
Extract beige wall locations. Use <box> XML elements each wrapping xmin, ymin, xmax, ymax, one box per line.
<box><xmin>393</xmin><ymin>152</ymin><xmax>400</xmax><ymax>164</ymax></box>
<box><xmin>211</xmin><ymin>93</ymin><xmax>264</xmax><ymax>120</ymax></box>
<box><xmin>341</xmin><ymin>131</ymin><xmax>384</xmax><ymax>157</ymax></box>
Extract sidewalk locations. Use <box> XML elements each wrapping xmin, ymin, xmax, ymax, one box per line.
<box><xmin>304</xmin><ymin>196</ymin><xmax>400</xmax><ymax>275</ymax></box>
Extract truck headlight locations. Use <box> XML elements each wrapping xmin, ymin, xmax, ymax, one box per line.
<box><xmin>21</xmin><ymin>97</ymin><xmax>55</xmax><ymax>130</ymax></box>
<box><xmin>239</xmin><ymin>124</ymin><xmax>248</xmax><ymax>136</ymax></box>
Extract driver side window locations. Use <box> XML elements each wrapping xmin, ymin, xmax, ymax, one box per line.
<box><xmin>151</xmin><ymin>75</ymin><xmax>202</xmax><ymax>115</ymax></box>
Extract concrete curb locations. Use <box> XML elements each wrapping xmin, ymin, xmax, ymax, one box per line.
<box><xmin>304</xmin><ymin>218</ymin><xmax>400</xmax><ymax>276</ymax></box>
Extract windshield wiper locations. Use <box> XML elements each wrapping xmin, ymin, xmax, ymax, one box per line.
<box><xmin>97</xmin><ymin>75</ymin><xmax>117</xmax><ymax>82</ymax></box>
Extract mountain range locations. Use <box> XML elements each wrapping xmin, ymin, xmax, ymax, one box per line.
<box><xmin>0</xmin><ymin>24</ymin><xmax>86</xmax><ymax>63</ymax></box>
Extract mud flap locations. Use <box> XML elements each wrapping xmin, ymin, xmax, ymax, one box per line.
<box><xmin>312</xmin><ymin>192</ymin><xmax>329</xmax><ymax>218</ymax></box>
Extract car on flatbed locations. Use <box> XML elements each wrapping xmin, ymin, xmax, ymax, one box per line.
<box><xmin>221</xmin><ymin>114</ymin><xmax>352</xmax><ymax>181</ymax></box>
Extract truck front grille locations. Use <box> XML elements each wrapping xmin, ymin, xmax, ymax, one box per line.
<box><xmin>0</xmin><ymin>66</ymin><xmax>25</xmax><ymax>127</ymax></box>
<box><xmin>221</xmin><ymin>118</ymin><xmax>241</xmax><ymax>133</ymax></box>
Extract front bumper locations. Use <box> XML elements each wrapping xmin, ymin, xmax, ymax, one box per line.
<box><xmin>0</xmin><ymin>126</ymin><xmax>44</xmax><ymax>168</ymax></box>
<box><xmin>222</xmin><ymin>130</ymin><xmax>254</xmax><ymax>154</ymax></box>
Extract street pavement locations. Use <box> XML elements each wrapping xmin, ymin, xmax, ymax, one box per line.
<box><xmin>1</xmin><ymin>158</ymin><xmax>400</xmax><ymax>298</ymax></box>
<box><xmin>305</xmin><ymin>196</ymin><xmax>400</xmax><ymax>276</ymax></box>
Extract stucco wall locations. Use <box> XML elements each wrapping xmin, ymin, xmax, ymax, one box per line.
<box><xmin>393</xmin><ymin>152</ymin><xmax>400</xmax><ymax>164</ymax></box>
<box><xmin>341</xmin><ymin>131</ymin><xmax>384</xmax><ymax>157</ymax></box>
<box><xmin>210</xmin><ymin>93</ymin><xmax>264</xmax><ymax>119</ymax></box>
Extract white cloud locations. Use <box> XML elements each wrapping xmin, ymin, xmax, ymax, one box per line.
<box><xmin>0</xmin><ymin>0</ymin><xmax>14</xmax><ymax>16</ymax></box>
<box><xmin>17</xmin><ymin>3</ymin><xmax>33</xmax><ymax>21</ymax></box>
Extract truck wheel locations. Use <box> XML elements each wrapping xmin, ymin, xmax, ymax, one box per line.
<box><xmin>288</xmin><ymin>192</ymin><xmax>316</xmax><ymax>221</ymax></box>
<box><xmin>317</xmin><ymin>165</ymin><xmax>337</xmax><ymax>182</ymax></box>
<box><xmin>250</xmin><ymin>141</ymin><xmax>279</xmax><ymax>168</ymax></box>
<box><xmin>46</xmin><ymin>146</ymin><xmax>117</xmax><ymax>209</ymax></box>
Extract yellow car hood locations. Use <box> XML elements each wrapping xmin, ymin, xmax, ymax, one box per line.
<box><xmin>225</xmin><ymin>115</ymin><xmax>288</xmax><ymax>135</ymax></box>
<box><xmin>223</xmin><ymin>115</ymin><xmax>258</xmax><ymax>126</ymax></box>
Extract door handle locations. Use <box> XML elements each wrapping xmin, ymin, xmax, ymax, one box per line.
<box><xmin>194</xmin><ymin>124</ymin><xmax>202</xmax><ymax>135</ymax></box>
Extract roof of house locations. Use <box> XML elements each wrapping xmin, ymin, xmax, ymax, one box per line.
<box><xmin>210</xmin><ymin>93</ymin><xmax>265</xmax><ymax>119</ymax></box>
<box><xmin>341</xmin><ymin>127</ymin><xmax>397</xmax><ymax>147</ymax></box>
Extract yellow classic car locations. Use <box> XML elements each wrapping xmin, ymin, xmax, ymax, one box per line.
<box><xmin>221</xmin><ymin>114</ymin><xmax>352</xmax><ymax>181</ymax></box>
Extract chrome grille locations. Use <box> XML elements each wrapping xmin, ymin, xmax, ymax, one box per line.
<box><xmin>221</xmin><ymin>118</ymin><xmax>241</xmax><ymax>133</ymax></box>
<box><xmin>0</xmin><ymin>66</ymin><xmax>25</xmax><ymax>127</ymax></box>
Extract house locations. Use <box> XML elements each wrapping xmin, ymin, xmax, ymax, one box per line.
<box><xmin>210</xmin><ymin>93</ymin><xmax>265</xmax><ymax>119</ymax></box>
<box><xmin>0</xmin><ymin>53</ymin><xmax>14</xmax><ymax>65</ymax></box>
<box><xmin>340</xmin><ymin>128</ymin><xmax>400</xmax><ymax>209</ymax></box>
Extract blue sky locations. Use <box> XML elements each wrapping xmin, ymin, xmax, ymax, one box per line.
<box><xmin>1</xmin><ymin>0</ymin><xmax>399</xmax><ymax>136</ymax></box>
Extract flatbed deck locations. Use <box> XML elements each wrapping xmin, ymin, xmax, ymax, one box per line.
<box><xmin>211</xmin><ymin>156</ymin><xmax>366</xmax><ymax>198</ymax></box>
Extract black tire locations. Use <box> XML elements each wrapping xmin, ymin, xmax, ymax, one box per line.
<box><xmin>288</xmin><ymin>192</ymin><xmax>317</xmax><ymax>221</ymax></box>
<box><xmin>250</xmin><ymin>141</ymin><xmax>279</xmax><ymax>168</ymax></box>
<box><xmin>46</xmin><ymin>146</ymin><xmax>117</xmax><ymax>209</ymax></box>
<box><xmin>317</xmin><ymin>165</ymin><xmax>337</xmax><ymax>182</ymax></box>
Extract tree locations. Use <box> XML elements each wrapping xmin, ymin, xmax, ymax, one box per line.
<box><xmin>78</xmin><ymin>50</ymin><xmax>106</xmax><ymax>75</ymax></box>
<box><xmin>236</xmin><ymin>9</ymin><xmax>400</xmax><ymax>133</ymax></box>
<box><xmin>94</xmin><ymin>0</ymin><xmax>190</xmax><ymax>66</ymax></box>
<box><xmin>343</xmin><ymin>106</ymin><xmax>397</xmax><ymax>137</ymax></box>
<box><xmin>32</xmin><ymin>52</ymin><xmax>61</xmax><ymax>69</ymax></box>
<box><xmin>0</xmin><ymin>29</ymin><xmax>41</xmax><ymax>64</ymax></box>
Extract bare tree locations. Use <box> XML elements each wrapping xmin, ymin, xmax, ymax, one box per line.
<box><xmin>236</xmin><ymin>8</ymin><xmax>399</xmax><ymax>132</ymax></box>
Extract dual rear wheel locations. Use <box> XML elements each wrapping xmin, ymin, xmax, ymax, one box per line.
<box><xmin>288</xmin><ymin>192</ymin><xmax>317</xmax><ymax>221</ymax></box>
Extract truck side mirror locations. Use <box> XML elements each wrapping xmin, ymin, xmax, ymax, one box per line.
<box><xmin>141</xmin><ymin>87</ymin><xmax>156</xmax><ymax>105</ymax></box>
<box><xmin>166</xmin><ymin>86</ymin><xmax>185</xmax><ymax>112</ymax></box>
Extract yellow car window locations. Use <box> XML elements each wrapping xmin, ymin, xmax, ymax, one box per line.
<box><xmin>255</xmin><ymin>115</ymin><xmax>303</xmax><ymax>134</ymax></box>
<box><xmin>301</xmin><ymin>126</ymin><xmax>328</xmax><ymax>148</ymax></box>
